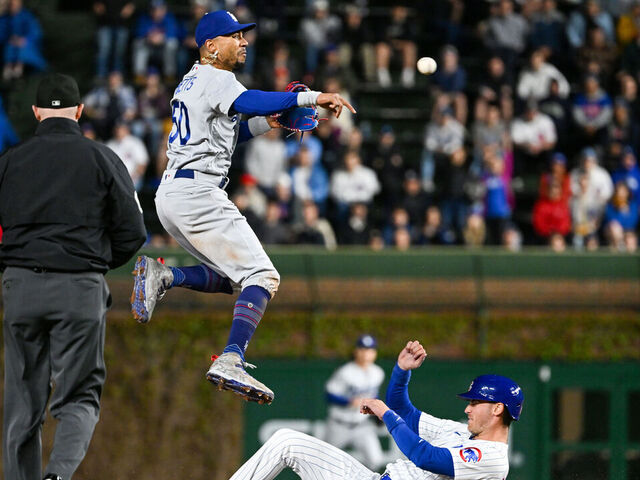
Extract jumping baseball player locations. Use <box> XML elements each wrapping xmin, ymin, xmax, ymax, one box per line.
<box><xmin>324</xmin><ymin>334</ymin><xmax>386</xmax><ymax>470</ymax></box>
<box><xmin>229</xmin><ymin>340</ymin><xmax>524</xmax><ymax>480</ymax></box>
<box><xmin>130</xmin><ymin>10</ymin><xmax>355</xmax><ymax>405</ymax></box>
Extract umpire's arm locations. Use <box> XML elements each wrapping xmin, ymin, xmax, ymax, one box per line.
<box><xmin>103</xmin><ymin>148</ymin><xmax>147</xmax><ymax>269</ymax></box>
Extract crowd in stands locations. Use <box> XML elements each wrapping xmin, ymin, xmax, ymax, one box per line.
<box><xmin>1</xmin><ymin>0</ymin><xmax>640</xmax><ymax>253</ymax></box>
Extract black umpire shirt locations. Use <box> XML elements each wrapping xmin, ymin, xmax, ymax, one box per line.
<box><xmin>0</xmin><ymin>117</ymin><xmax>146</xmax><ymax>273</ymax></box>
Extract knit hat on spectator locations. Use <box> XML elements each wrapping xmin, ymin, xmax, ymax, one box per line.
<box><xmin>551</xmin><ymin>152</ymin><xmax>567</xmax><ymax>165</ymax></box>
<box><xmin>35</xmin><ymin>73</ymin><xmax>81</xmax><ymax>109</ymax></box>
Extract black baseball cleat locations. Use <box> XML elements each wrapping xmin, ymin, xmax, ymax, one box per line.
<box><xmin>43</xmin><ymin>474</ymin><xmax>63</xmax><ymax>480</ymax></box>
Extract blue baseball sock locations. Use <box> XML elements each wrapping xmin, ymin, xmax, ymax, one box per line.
<box><xmin>223</xmin><ymin>285</ymin><xmax>270</xmax><ymax>360</ymax></box>
<box><xmin>169</xmin><ymin>264</ymin><xmax>233</xmax><ymax>294</ymax></box>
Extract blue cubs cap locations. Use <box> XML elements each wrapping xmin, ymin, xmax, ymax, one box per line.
<box><xmin>458</xmin><ymin>374</ymin><xmax>524</xmax><ymax>421</ymax></box>
<box><xmin>195</xmin><ymin>10</ymin><xmax>256</xmax><ymax>48</ymax></box>
<box><xmin>356</xmin><ymin>334</ymin><xmax>378</xmax><ymax>349</ymax></box>
<box><xmin>551</xmin><ymin>152</ymin><xmax>567</xmax><ymax>165</ymax></box>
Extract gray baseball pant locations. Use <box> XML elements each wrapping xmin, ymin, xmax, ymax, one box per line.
<box><xmin>2</xmin><ymin>267</ymin><xmax>110</xmax><ymax>480</ymax></box>
<box><xmin>230</xmin><ymin>428</ymin><xmax>381</xmax><ymax>480</ymax></box>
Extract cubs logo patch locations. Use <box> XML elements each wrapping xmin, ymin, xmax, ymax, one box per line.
<box><xmin>459</xmin><ymin>447</ymin><xmax>482</xmax><ymax>463</ymax></box>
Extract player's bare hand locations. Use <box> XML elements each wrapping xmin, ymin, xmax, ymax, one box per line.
<box><xmin>266</xmin><ymin>115</ymin><xmax>282</xmax><ymax>129</ymax></box>
<box><xmin>317</xmin><ymin>93</ymin><xmax>356</xmax><ymax>118</ymax></box>
<box><xmin>397</xmin><ymin>340</ymin><xmax>427</xmax><ymax>371</ymax></box>
<box><xmin>360</xmin><ymin>399</ymin><xmax>389</xmax><ymax>420</ymax></box>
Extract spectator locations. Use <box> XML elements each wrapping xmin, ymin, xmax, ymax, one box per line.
<box><xmin>576</xmin><ymin>26</ymin><xmax>618</xmax><ymax>85</ymax></box>
<box><xmin>232</xmin><ymin>190</ymin><xmax>264</xmax><ymax>236</ymax></box>
<box><xmin>502</xmin><ymin>224</ymin><xmax>523</xmax><ymax>251</ymax></box>
<box><xmin>539</xmin><ymin>152</ymin><xmax>571</xmax><ymax>202</ymax></box>
<box><xmin>539</xmin><ymin>79</ymin><xmax>573</xmax><ymax>152</ymax></box>
<box><xmin>320</xmin><ymin>76</ymin><xmax>354</xmax><ymax>140</ymax></box>
<box><xmin>621</xmin><ymin>30</ymin><xmax>640</xmax><ymax>79</ymax></box>
<box><xmin>0</xmin><ymin>96</ymin><xmax>19</xmax><ymax>154</ymax></box>
<box><xmin>510</xmin><ymin>100</ymin><xmax>557</xmax><ymax>176</ymax></box>
<box><xmin>611</xmin><ymin>146</ymin><xmax>640</xmax><ymax>205</ymax></box>
<box><xmin>617</xmin><ymin>74</ymin><xmax>640</xmax><ymax>124</ymax></box>
<box><xmin>471</xmin><ymin>101</ymin><xmax>510</xmax><ymax>174</ymax></box>
<box><xmin>256</xmin><ymin>40</ymin><xmax>302</xmax><ymax>92</ymax></box>
<box><xmin>603</xmin><ymin>182</ymin><xmax>639</xmax><ymax>250</ymax></box>
<box><xmin>430</xmin><ymin>0</ymin><xmax>465</xmax><ymax>47</ymax></box>
<box><xmin>566</xmin><ymin>0</ymin><xmax>615</xmax><ymax>50</ymax></box>
<box><xmin>431</xmin><ymin>44</ymin><xmax>468</xmax><ymax>124</ymax></box>
<box><xmin>374</xmin><ymin>4</ymin><xmax>418</xmax><ymax>87</ymax></box>
<box><xmin>393</xmin><ymin>227</ymin><xmax>412</xmax><ymax>250</ymax></box>
<box><xmin>338</xmin><ymin>202</ymin><xmax>372</xmax><ymax>245</ymax></box>
<box><xmin>482</xmin><ymin>151</ymin><xmax>513</xmax><ymax>245</ymax></box>
<box><xmin>83</xmin><ymin>70</ymin><xmax>137</xmax><ymax>140</ymax></box>
<box><xmin>532</xmin><ymin>180</ymin><xmax>572</xmax><ymax>243</ymax></box>
<box><xmin>330</xmin><ymin>150</ymin><xmax>380</xmax><ymax>223</ymax></box>
<box><xmin>477</xmin><ymin>55</ymin><xmax>514</xmax><ymax>105</ymax></box>
<box><xmin>1</xmin><ymin>0</ymin><xmax>46</xmax><ymax>80</ymax></box>
<box><xmin>480</xmin><ymin>0</ymin><xmax>529</xmax><ymax>71</ymax></box>
<box><xmin>93</xmin><ymin>0</ymin><xmax>135</xmax><ymax>79</ymax></box>
<box><xmin>417</xmin><ymin>205</ymin><xmax>450</xmax><ymax>245</ymax></box>
<box><xmin>338</xmin><ymin>4</ymin><xmax>375</xmax><ymax>83</ymax></box>
<box><xmin>299</xmin><ymin>0</ymin><xmax>341</xmax><ymax>77</ymax></box>
<box><xmin>616</xmin><ymin>0</ymin><xmax>640</xmax><ymax>49</ymax></box>
<box><xmin>290</xmin><ymin>144</ymin><xmax>330</xmax><ymax>220</ymax></box>
<box><xmin>529</xmin><ymin>0</ymin><xmax>567</xmax><ymax>64</ymax></box>
<box><xmin>400</xmin><ymin>170</ymin><xmax>430</xmax><ymax>228</ymax></box>
<box><xmin>274</xmin><ymin>172</ymin><xmax>294</xmax><ymax>224</ymax></box>
<box><xmin>315</xmin><ymin>45</ymin><xmax>358</xmax><ymax>93</ymax></box>
<box><xmin>237</xmin><ymin>173</ymin><xmax>268</xmax><ymax>220</ymax></box>
<box><xmin>438</xmin><ymin>147</ymin><xmax>471</xmax><ymax>243</ymax></box>
<box><xmin>244</xmin><ymin>127</ymin><xmax>288</xmax><ymax>197</ymax></box>
<box><xmin>132</xmin><ymin>0</ymin><xmax>181</xmax><ymax>84</ymax></box>
<box><xmin>548</xmin><ymin>232</ymin><xmax>566</xmax><ymax>252</ymax></box>
<box><xmin>131</xmin><ymin>67</ymin><xmax>170</xmax><ymax>157</ymax></box>
<box><xmin>370</xmin><ymin>124</ymin><xmax>405</xmax><ymax>205</ymax></box>
<box><xmin>570</xmin><ymin>171</ymin><xmax>602</xmax><ymax>250</ymax></box>
<box><xmin>463</xmin><ymin>212</ymin><xmax>487</xmax><ymax>246</ymax></box>
<box><xmin>105</xmin><ymin>120</ymin><xmax>149</xmax><ymax>191</ymax></box>
<box><xmin>260</xmin><ymin>200</ymin><xmax>293</xmax><ymax>245</ymax></box>
<box><xmin>315</xmin><ymin>114</ymin><xmax>343</xmax><ymax>173</ymax></box>
<box><xmin>516</xmin><ymin>48</ymin><xmax>570</xmax><ymax>102</ymax></box>
<box><xmin>606</xmin><ymin>100</ymin><xmax>640</xmax><ymax>162</ymax></box>
<box><xmin>293</xmin><ymin>200</ymin><xmax>337</xmax><ymax>249</ymax></box>
<box><xmin>572</xmin><ymin>74</ymin><xmax>613</xmax><ymax>149</ymax></box>
<box><xmin>570</xmin><ymin>147</ymin><xmax>614</xmax><ymax>220</ymax></box>
<box><xmin>382</xmin><ymin>206</ymin><xmax>414</xmax><ymax>246</ymax></box>
<box><xmin>421</xmin><ymin>103</ymin><xmax>465</xmax><ymax>192</ymax></box>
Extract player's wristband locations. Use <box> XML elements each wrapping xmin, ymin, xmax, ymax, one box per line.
<box><xmin>248</xmin><ymin>116</ymin><xmax>271</xmax><ymax>137</ymax></box>
<box><xmin>297</xmin><ymin>91</ymin><xmax>321</xmax><ymax>107</ymax></box>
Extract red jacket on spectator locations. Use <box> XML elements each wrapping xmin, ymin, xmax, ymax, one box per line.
<box><xmin>532</xmin><ymin>182</ymin><xmax>572</xmax><ymax>237</ymax></box>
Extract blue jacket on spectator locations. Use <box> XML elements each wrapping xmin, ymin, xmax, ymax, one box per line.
<box><xmin>135</xmin><ymin>11</ymin><xmax>181</xmax><ymax>40</ymax></box>
<box><xmin>484</xmin><ymin>175</ymin><xmax>511</xmax><ymax>219</ymax></box>
<box><xmin>605</xmin><ymin>202</ymin><xmax>638</xmax><ymax>231</ymax></box>
<box><xmin>2</xmin><ymin>5</ymin><xmax>47</xmax><ymax>71</ymax></box>
<box><xmin>612</xmin><ymin>165</ymin><xmax>640</xmax><ymax>205</ymax></box>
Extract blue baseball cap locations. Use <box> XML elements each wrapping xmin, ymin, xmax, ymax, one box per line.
<box><xmin>195</xmin><ymin>10</ymin><xmax>256</xmax><ymax>48</ymax></box>
<box><xmin>356</xmin><ymin>334</ymin><xmax>378</xmax><ymax>349</ymax></box>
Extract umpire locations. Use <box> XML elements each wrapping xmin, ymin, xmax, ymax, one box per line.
<box><xmin>0</xmin><ymin>73</ymin><xmax>146</xmax><ymax>480</ymax></box>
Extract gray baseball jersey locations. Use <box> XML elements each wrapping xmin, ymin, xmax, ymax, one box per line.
<box><xmin>166</xmin><ymin>62</ymin><xmax>246</xmax><ymax>176</ymax></box>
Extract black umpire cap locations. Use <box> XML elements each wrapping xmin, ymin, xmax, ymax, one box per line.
<box><xmin>35</xmin><ymin>73</ymin><xmax>81</xmax><ymax>109</ymax></box>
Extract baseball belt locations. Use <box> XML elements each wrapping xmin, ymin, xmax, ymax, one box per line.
<box><xmin>174</xmin><ymin>169</ymin><xmax>229</xmax><ymax>189</ymax></box>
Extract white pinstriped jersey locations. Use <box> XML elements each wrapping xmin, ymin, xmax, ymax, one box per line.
<box><xmin>166</xmin><ymin>62</ymin><xmax>246</xmax><ymax>177</ymax></box>
<box><xmin>326</xmin><ymin>361</ymin><xmax>385</xmax><ymax>424</ymax></box>
<box><xmin>385</xmin><ymin>412</ymin><xmax>509</xmax><ymax>480</ymax></box>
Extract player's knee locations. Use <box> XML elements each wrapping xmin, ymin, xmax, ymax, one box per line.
<box><xmin>245</xmin><ymin>269</ymin><xmax>280</xmax><ymax>299</ymax></box>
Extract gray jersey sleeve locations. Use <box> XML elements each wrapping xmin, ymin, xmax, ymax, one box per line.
<box><xmin>205</xmin><ymin>69</ymin><xmax>246</xmax><ymax>116</ymax></box>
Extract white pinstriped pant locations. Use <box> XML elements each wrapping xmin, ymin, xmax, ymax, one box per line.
<box><xmin>231</xmin><ymin>429</ymin><xmax>382</xmax><ymax>480</ymax></box>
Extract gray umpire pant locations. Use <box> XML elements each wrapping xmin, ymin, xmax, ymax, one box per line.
<box><xmin>2</xmin><ymin>267</ymin><xmax>110</xmax><ymax>480</ymax></box>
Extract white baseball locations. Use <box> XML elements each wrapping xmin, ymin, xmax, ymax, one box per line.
<box><xmin>417</xmin><ymin>56</ymin><xmax>437</xmax><ymax>75</ymax></box>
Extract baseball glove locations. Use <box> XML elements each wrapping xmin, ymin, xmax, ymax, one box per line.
<box><xmin>272</xmin><ymin>81</ymin><xmax>320</xmax><ymax>133</ymax></box>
